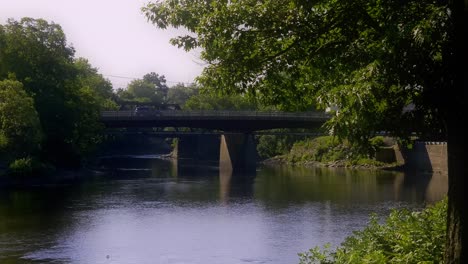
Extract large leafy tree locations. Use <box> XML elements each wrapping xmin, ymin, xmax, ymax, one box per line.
<box><xmin>184</xmin><ymin>92</ymin><xmax>257</xmax><ymax>110</ymax></box>
<box><xmin>74</xmin><ymin>58</ymin><xmax>118</xmax><ymax>110</ymax></box>
<box><xmin>117</xmin><ymin>72</ymin><xmax>168</xmax><ymax>104</ymax></box>
<box><xmin>143</xmin><ymin>0</ymin><xmax>448</xmax><ymax>142</ymax></box>
<box><xmin>143</xmin><ymin>72</ymin><xmax>169</xmax><ymax>99</ymax></box>
<box><xmin>0</xmin><ymin>18</ymin><xmax>113</xmax><ymax>166</ymax></box>
<box><xmin>143</xmin><ymin>0</ymin><xmax>466</xmax><ymax>262</ymax></box>
<box><xmin>0</xmin><ymin>80</ymin><xmax>42</xmax><ymax>161</ymax></box>
<box><xmin>166</xmin><ymin>83</ymin><xmax>199</xmax><ymax>106</ymax></box>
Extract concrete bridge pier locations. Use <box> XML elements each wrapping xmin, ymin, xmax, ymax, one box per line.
<box><xmin>219</xmin><ymin>133</ymin><xmax>257</xmax><ymax>174</ymax></box>
<box><xmin>173</xmin><ymin>133</ymin><xmax>257</xmax><ymax>174</ymax></box>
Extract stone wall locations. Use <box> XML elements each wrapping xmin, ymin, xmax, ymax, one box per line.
<box><xmin>395</xmin><ymin>141</ymin><xmax>448</xmax><ymax>174</ymax></box>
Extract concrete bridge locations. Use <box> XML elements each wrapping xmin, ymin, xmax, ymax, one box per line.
<box><xmin>101</xmin><ymin>110</ymin><xmax>329</xmax><ymax>131</ymax></box>
<box><xmin>100</xmin><ymin>110</ymin><xmax>330</xmax><ymax>174</ymax></box>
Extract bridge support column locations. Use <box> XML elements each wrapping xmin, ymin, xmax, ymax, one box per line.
<box><xmin>219</xmin><ymin>134</ymin><xmax>257</xmax><ymax>174</ymax></box>
<box><xmin>174</xmin><ymin>135</ymin><xmax>221</xmax><ymax>171</ymax></box>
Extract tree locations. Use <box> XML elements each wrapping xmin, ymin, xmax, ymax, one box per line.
<box><xmin>117</xmin><ymin>73</ymin><xmax>168</xmax><ymax>104</ymax></box>
<box><xmin>0</xmin><ymin>18</ymin><xmax>112</xmax><ymax>166</ymax></box>
<box><xmin>444</xmin><ymin>1</ymin><xmax>466</xmax><ymax>262</ymax></box>
<box><xmin>166</xmin><ymin>83</ymin><xmax>199</xmax><ymax>107</ymax></box>
<box><xmin>144</xmin><ymin>0</ymin><xmax>448</xmax><ymax>143</ymax></box>
<box><xmin>0</xmin><ymin>80</ymin><xmax>42</xmax><ymax>161</ymax></box>
<box><xmin>184</xmin><ymin>92</ymin><xmax>257</xmax><ymax>111</ymax></box>
<box><xmin>143</xmin><ymin>0</ymin><xmax>466</xmax><ymax>262</ymax></box>
<box><xmin>74</xmin><ymin>58</ymin><xmax>118</xmax><ymax>110</ymax></box>
<box><xmin>143</xmin><ymin>72</ymin><xmax>169</xmax><ymax>99</ymax></box>
<box><xmin>127</xmin><ymin>79</ymin><xmax>164</xmax><ymax>103</ymax></box>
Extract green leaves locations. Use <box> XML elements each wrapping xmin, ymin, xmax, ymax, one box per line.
<box><xmin>144</xmin><ymin>0</ymin><xmax>450</xmax><ymax>145</ymax></box>
<box><xmin>299</xmin><ymin>199</ymin><xmax>447</xmax><ymax>263</ymax></box>
<box><xmin>116</xmin><ymin>72</ymin><xmax>169</xmax><ymax>104</ymax></box>
<box><xmin>1</xmin><ymin>18</ymin><xmax>117</xmax><ymax>166</ymax></box>
<box><xmin>0</xmin><ymin>80</ymin><xmax>42</xmax><ymax>161</ymax></box>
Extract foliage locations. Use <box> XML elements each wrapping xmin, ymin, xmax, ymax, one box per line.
<box><xmin>299</xmin><ymin>199</ymin><xmax>447</xmax><ymax>263</ymax></box>
<box><xmin>286</xmin><ymin>136</ymin><xmax>390</xmax><ymax>165</ymax></box>
<box><xmin>127</xmin><ymin>79</ymin><xmax>165</xmax><ymax>103</ymax></box>
<box><xmin>7</xmin><ymin>157</ymin><xmax>53</xmax><ymax>177</ymax></box>
<box><xmin>143</xmin><ymin>72</ymin><xmax>169</xmax><ymax>98</ymax></box>
<box><xmin>116</xmin><ymin>72</ymin><xmax>169</xmax><ymax>104</ymax></box>
<box><xmin>166</xmin><ymin>83</ymin><xmax>199</xmax><ymax>107</ymax></box>
<box><xmin>0</xmin><ymin>80</ymin><xmax>42</xmax><ymax>161</ymax></box>
<box><xmin>288</xmin><ymin>136</ymin><xmax>346</xmax><ymax>163</ymax></box>
<box><xmin>143</xmin><ymin>0</ymin><xmax>450</xmax><ymax>146</ymax></box>
<box><xmin>74</xmin><ymin>58</ymin><xmax>118</xmax><ymax>110</ymax></box>
<box><xmin>256</xmin><ymin>129</ymin><xmax>313</xmax><ymax>159</ymax></box>
<box><xmin>0</xmin><ymin>18</ymin><xmax>115</xmax><ymax>167</ymax></box>
<box><xmin>184</xmin><ymin>91</ymin><xmax>257</xmax><ymax>110</ymax></box>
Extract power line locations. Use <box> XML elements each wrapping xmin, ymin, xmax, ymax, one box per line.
<box><xmin>103</xmin><ymin>74</ymin><xmax>196</xmax><ymax>85</ymax></box>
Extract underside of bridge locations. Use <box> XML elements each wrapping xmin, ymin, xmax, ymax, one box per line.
<box><xmin>174</xmin><ymin>134</ymin><xmax>257</xmax><ymax>174</ymax></box>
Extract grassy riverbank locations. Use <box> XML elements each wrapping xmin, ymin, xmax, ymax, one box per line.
<box><xmin>262</xmin><ymin>136</ymin><xmax>401</xmax><ymax>170</ymax></box>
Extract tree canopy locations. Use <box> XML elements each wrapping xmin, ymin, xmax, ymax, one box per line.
<box><xmin>116</xmin><ymin>72</ymin><xmax>168</xmax><ymax>104</ymax></box>
<box><xmin>143</xmin><ymin>0</ymin><xmax>450</xmax><ymax>144</ymax></box>
<box><xmin>143</xmin><ymin>1</ymin><xmax>467</xmax><ymax>262</ymax></box>
<box><xmin>0</xmin><ymin>80</ymin><xmax>42</xmax><ymax>162</ymax></box>
<box><xmin>166</xmin><ymin>83</ymin><xmax>199</xmax><ymax>107</ymax></box>
<box><xmin>0</xmin><ymin>18</ymin><xmax>115</xmax><ymax>166</ymax></box>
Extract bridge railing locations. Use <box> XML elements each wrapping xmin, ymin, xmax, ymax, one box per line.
<box><xmin>101</xmin><ymin>110</ymin><xmax>330</xmax><ymax>120</ymax></box>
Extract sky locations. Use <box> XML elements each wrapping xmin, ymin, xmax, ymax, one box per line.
<box><xmin>0</xmin><ymin>0</ymin><xmax>205</xmax><ymax>89</ymax></box>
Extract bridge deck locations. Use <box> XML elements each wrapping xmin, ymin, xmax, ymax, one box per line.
<box><xmin>101</xmin><ymin>110</ymin><xmax>330</xmax><ymax>131</ymax></box>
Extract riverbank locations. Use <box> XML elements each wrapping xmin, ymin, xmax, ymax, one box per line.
<box><xmin>261</xmin><ymin>155</ymin><xmax>403</xmax><ymax>171</ymax></box>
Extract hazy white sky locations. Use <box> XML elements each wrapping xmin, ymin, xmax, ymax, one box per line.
<box><xmin>0</xmin><ymin>0</ymin><xmax>204</xmax><ymax>89</ymax></box>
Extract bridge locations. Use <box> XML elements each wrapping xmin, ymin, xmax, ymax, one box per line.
<box><xmin>100</xmin><ymin>110</ymin><xmax>330</xmax><ymax>174</ymax></box>
<box><xmin>100</xmin><ymin>110</ymin><xmax>330</xmax><ymax>131</ymax></box>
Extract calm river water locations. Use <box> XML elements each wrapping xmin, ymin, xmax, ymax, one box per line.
<box><xmin>0</xmin><ymin>156</ymin><xmax>447</xmax><ymax>264</ymax></box>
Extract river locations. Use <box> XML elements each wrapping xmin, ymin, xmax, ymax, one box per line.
<box><xmin>0</xmin><ymin>156</ymin><xmax>447</xmax><ymax>264</ymax></box>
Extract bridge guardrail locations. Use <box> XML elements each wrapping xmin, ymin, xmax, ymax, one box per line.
<box><xmin>101</xmin><ymin>110</ymin><xmax>330</xmax><ymax>121</ymax></box>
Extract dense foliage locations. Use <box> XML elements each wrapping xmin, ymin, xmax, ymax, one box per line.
<box><xmin>0</xmin><ymin>80</ymin><xmax>42</xmax><ymax>162</ymax></box>
<box><xmin>166</xmin><ymin>83</ymin><xmax>199</xmax><ymax>107</ymax></box>
<box><xmin>285</xmin><ymin>136</ymin><xmax>388</xmax><ymax>165</ymax></box>
<box><xmin>0</xmin><ymin>18</ymin><xmax>115</xmax><ymax>168</ymax></box>
<box><xmin>256</xmin><ymin>130</ymin><xmax>303</xmax><ymax>159</ymax></box>
<box><xmin>143</xmin><ymin>0</ymin><xmax>450</xmax><ymax>146</ymax></box>
<box><xmin>184</xmin><ymin>91</ymin><xmax>257</xmax><ymax>110</ymax></box>
<box><xmin>142</xmin><ymin>3</ymin><xmax>465</xmax><ymax>260</ymax></box>
<box><xmin>116</xmin><ymin>72</ymin><xmax>169</xmax><ymax>104</ymax></box>
<box><xmin>299</xmin><ymin>199</ymin><xmax>447</xmax><ymax>263</ymax></box>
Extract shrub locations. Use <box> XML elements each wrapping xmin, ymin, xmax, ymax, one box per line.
<box><xmin>7</xmin><ymin>157</ymin><xmax>53</xmax><ymax>177</ymax></box>
<box><xmin>299</xmin><ymin>199</ymin><xmax>447</xmax><ymax>264</ymax></box>
<box><xmin>288</xmin><ymin>136</ymin><xmax>353</xmax><ymax>163</ymax></box>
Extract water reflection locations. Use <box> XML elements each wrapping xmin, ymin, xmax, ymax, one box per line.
<box><xmin>0</xmin><ymin>156</ymin><xmax>447</xmax><ymax>264</ymax></box>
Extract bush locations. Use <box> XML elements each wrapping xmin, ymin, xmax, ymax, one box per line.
<box><xmin>299</xmin><ymin>199</ymin><xmax>447</xmax><ymax>263</ymax></box>
<box><xmin>287</xmin><ymin>136</ymin><xmax>351</xmax><ymax>163</ymax></box>
<box><xmin>285</xmin><ymin>136</ymin><xmax>397</xmax><ymax>166</ymax></box>
<box><xmin>7</xmin><ymin>157</ymin><xmax>53</xmax><ymax>177</ymax></box>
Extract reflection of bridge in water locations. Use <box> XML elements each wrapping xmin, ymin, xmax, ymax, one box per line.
<box><xmin>101</xmin><ymin>110</ymin><xmax>330</xmax><ymax>174</ymax></box>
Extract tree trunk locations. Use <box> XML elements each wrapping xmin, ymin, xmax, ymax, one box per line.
<box><xmin>445</xmin><ymin>1</ymin><xmax>467</xmax><ymax>263</ymax></box>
